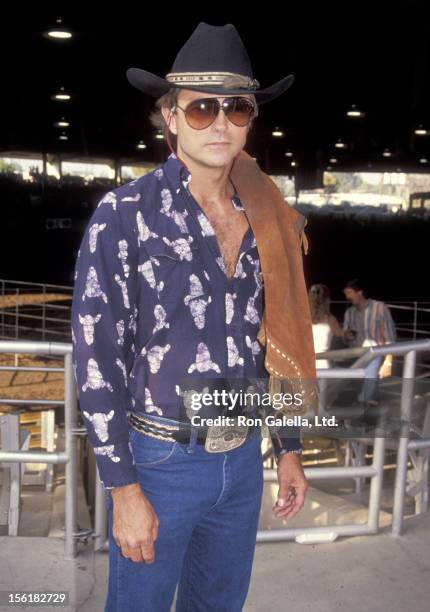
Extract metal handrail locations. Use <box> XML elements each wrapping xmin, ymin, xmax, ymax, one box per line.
<box><xmin>2</xmin><ymin>277</ymin><xmax>430</xmax><ymax>345</ymax></box>
<box><xmin>0</xmin><ymin>340</ymin><xmax>78</xmax><ymax>559</ymax></box>
<box><xmin>0</xmin><ymin>278</ymin><xmax>72</xmax><ymax>290</ymax></box>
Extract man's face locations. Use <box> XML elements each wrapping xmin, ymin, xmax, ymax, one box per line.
<box><xmin>344</xmin><ymin>288</ymin><xmax>362</xmax><ymax>305</ymax></box>
<box><xmin>163</xmin><ymin>89</ymin><xmax>255</xmax><ymax>168</ymax></box>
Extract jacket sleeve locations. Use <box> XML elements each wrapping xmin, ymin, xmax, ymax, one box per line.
<box><xmin>71</xmin><ymin>194</ymin><xmax>139</xmax><ymax>489</ymax></box>
<box><xmin>269</xmin><ymin>425</ymin><xmax>303</xmax><ymax>463</ymax></box>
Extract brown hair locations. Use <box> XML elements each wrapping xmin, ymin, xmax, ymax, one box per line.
<box><xmin>343</xmin><ymin>278</ymin><xmax>368</xmax><ymax>298</ymax></box>
<box><xmin>308</xmin><ymin>284</ymin><xmax>331</xmax><ymax>323</ymax></box>
<box><xmin>148</xmin><ymin>87</ymin><xmax>259</xmax><ymax>152</ymax></box>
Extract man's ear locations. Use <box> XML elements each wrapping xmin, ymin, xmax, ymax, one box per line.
<box><xmin>161</xmin><ymin>105</ymin><xmax>178</xmax><ymax>136</ymax></box>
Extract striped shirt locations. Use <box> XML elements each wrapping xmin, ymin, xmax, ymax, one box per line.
<box><xmin>343</xmin><ymin>298</ymin><xmax>396</xmax><ymax>347</ymax></box>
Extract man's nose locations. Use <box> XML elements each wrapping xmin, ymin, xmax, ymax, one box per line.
<box><xmin>212</xmin><ymin>106</ymin><xmax>230</xmax><ymax>128</ymax></box>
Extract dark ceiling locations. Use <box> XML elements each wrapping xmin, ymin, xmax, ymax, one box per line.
<box><xmin>1</xmin><ymin>3</ymin><xmax>429</xmax><ymax>175</ymax></box>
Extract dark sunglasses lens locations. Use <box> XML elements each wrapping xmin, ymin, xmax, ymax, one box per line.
<box><xmin>225</xmin><ymin>97</ymin><xmax>255</xmax><ymax>126</ymax></box>
<box><xmin>185</xmin><ymin>99</ymin><xmax>219</xmax><ymax>129</ymax></box>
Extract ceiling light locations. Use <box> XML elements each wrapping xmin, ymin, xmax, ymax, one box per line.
<box><xmin>55</xmin><ymin>118</ymin><xmax>70</xmax><ymax>128</ymax></box>
<box><xmin>335</xmin><ymin>139</ymin><xmax>346</xmax><ymax>149</ymax></box>
<box><xmin>47</xmin><ymin>18</ymin><xmax>73</xmax><ymax>39</ymax></box>
<box><xmin>137</xmin><ymin>140</ymin><xmax>147</xmax><ymax>150</ymax></box>
<box><xmin>285</xmin><ymin>150</ymin><xmax>293</xmax><ymax>157</ymax></box>
<box><xmin>414</xmin><ymin>124</ymin><xmax>428</xmax><ymax>136</ymax></box>
<box><xmin>272</xmin><ymin>127</ymin><xmax>284</xmax><ymax>137</ymax></box>
<box><xmin>382</xmin><ymin>149</ymin><xmax>392</xmax><ymax>157</ymax></box>
<box><xmin>52</xmin><ymin>87</ymin><xmax>71</xmax><ymax>101</ymax></box>
<box><xmin>347</xmin><ymin>104</ymin><xmax>364</xmax><ymax>118</ymax></box>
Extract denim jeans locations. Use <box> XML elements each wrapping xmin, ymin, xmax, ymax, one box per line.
<box><xmin>104</xmin><ymin>413</ymin><xmax>264</xmax><ymax>612</ymax></box>
<box><xmin>358</xmin><ymin>356</ymin><xmax>383</xmax><ymax>403</ymax></box>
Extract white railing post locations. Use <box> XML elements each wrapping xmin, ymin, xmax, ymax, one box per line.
<box><xmin>392</xmin><ymin>350</ymin><xmax>417</xmax><ymax>536</ymax></box>
<box><xmin>64</xmin><ymin>350</ymin><xmax>78</xmax><ymax>559</ymax></box>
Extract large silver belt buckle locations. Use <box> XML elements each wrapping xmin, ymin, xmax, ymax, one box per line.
<box><xmin>204</xmin><ymin>421</ymin><xmax>249</xmax><ymax>453</ymax></box>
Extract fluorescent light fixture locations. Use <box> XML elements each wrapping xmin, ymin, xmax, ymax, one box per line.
<box><xmin>414</xmin><ymin>124</ymin><xmax>428</xmax><ymax>136</ymax></box>
<box><xmin>48</xmin><ymin>30</ymin><xmax>72</xmax><ymax>39</ymax></box>
<box><xmin>137</xmin><ymin>141</ymin><xmax>147</xmax><ymax>150</ymax></box>
<box><xmin>47</xmin><ymin>17</ymin><xmax>72</xmax><ymax>39</ymax></box>
<box><xmin>382</xmin><ymin>149</ymin><xmax>392</xmax><ymax>157</ymax></box>
<box><xmin>59</xmin><ymin>132</ymin><xmax>68</xmax><ymax>141</ymax></box>
<box><xmin>285</xmin><ymin>150</ymin><xmax>293</xmax><ymax>157</ymax></box>
<box><xmin>55</xmin><ymin>118</ymin><xmax>70</xmax><ymax>128</ymax></box>
<box><xmin>335</xmin><ymin>139</ymin><xmax>346</xmax><ymax>149</ymax></box>
<box><xmin>347</xmin><ymin>104</ymin><xmax>364</xmax><ymax>118</ymax></box>
<box><xmin>272</xmin><ymin>126</ymin><xmax>284</xmax><ymax>137</ymax></box>
<box><xmin>329</xmin><ymin>157</ymin><xmax>338</xmax><ymax>163</ymax></box>
<box><xmin>52</xmin><ymin>87</ymin><xmax>71</xmax><ymax>101</ymax></box>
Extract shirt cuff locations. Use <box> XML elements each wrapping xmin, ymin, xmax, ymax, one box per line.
<box><xmin>92</xmin><ymin>438</ymin><xmax>140</xmax><ymax>490</ymax></box>
<box><xmin>269</xmin><ymin>424</ymin><xmax>303</xmax><ymax>462</ymax></box>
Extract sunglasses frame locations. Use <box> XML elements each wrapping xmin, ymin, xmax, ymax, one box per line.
<box><xmin>171</xmin><ymin>96</ymin><xmax>258</xmax><ymax>130</ymax></box>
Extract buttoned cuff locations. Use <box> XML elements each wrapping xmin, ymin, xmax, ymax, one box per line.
<box><xmin>269</xmin><ymin>424</ymin><xmax>303</xmax><ymax>462</ymax></box>
<box><xmin>92</xmin><ymin>438</ymin><xmax>140</xmax><ymax>490</ymax></box>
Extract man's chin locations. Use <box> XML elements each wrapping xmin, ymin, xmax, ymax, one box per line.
<box><xmin>203</xmin><ymin>148</ymin><xmax>238</xmax><ymax>166</ymax></box>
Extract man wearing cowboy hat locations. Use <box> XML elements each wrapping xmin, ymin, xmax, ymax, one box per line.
<box><xmin>72</xmin><ymin>21</ymin><xmax>317</xmax><ymax>611</ymax></box>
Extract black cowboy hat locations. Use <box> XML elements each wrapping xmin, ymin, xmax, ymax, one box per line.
<box><xmin>126</xmin><ymin>22</ymin><xmax>294</xmax><ymax>105</ymax></box>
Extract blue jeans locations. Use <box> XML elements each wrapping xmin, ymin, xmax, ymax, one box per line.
<box><xmin>104</xmin><ymin>414</ymin><xmax>264</xmax><ymax>612</ymax></box>
<box><xmin>358</xmin><ymin>356</ymin><xmax>383</xmax><ymax>403</ymax></box>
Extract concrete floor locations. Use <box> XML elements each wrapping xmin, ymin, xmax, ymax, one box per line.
<box><xmin>0</xmin><ymin>510</ymin><xmax>429</xmax><ymax>612</ymax></box>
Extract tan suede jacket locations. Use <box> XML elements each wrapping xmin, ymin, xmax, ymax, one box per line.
<box><xmin>230</xmin><ymin>149</ymin><xmax>319</xmax><ymax>417</ymax></box>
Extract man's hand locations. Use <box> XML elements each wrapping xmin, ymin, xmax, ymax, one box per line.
<box><xmin>379</xmin><ymin>359</ymin><xmax>392</xmax><ymax>379</ymax></box>
<box><xmin>344</xmin><ymin>329</ymin><xmax>356</xmax><ymax>343</ymax></box>
<box><xmin>272</xmin><ymin>453</ymin><xmax>308</xmax><ymax>520</ymax></box>
<box><xmin>111</xmin><ymin>483</ymin><xmax>159</xmax><ymax>563</ymax></box>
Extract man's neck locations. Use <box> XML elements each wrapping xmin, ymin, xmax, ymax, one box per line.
<box><xmin>176</xmin><ymin>148</ymin><xmax>236</xmax><ymax>208</ymax></box>
<box><xmin>357</xmin><ymin>298</ymin><xmax>369</xmax><ymax>312</ymax></box>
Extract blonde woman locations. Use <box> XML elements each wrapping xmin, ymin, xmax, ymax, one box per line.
<box><xmin>308</xmin><ymin>284</ymin><xmax>344</xmax><ymax>368</ymax></box>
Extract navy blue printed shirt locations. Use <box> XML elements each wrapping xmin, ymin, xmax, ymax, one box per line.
<box><xmin>71</xmin><ymin>152</ymin><xmax>302</xmax><ymax>489</ymax></box>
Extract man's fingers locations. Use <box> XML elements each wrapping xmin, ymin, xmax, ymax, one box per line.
<box><xmin>273</xmin><ymin>499</ymin><xmax>295</xmax><ymax>515</ymax></box>
<box><xmin>140</xmin><ymin>548</ymin><xmax>155</xmax><ymax>563</ymax></box>
<box><xmin>276</xmin><ymin>485</ymin><xmax>294</xmax><ymax>504</ymax></box>
<box><xmin>293</xmin><ymin>487</ymin><xmax>306</xmax><ymax>508</ymax></box>
<box><xmin>140</xmin><ymin>538</ymin><xmax>156</xmax><ymax>564</ymax></box>
<box><xmin>273</xmin><ymin>492</ymin><xmax>295</xmax><ymax>510</ymax></box>
<box><xmin>151</xmin><ymin>519</ymin><xmax>159</xmax><ymax>542</ymax></box>
<box><xmin>276</xmin><ymin>488</ymin><xmax>306</xmax><ymax>519</ymax></box>
<box><xmin>273</xmin><ymin>485</ymin><xmax>307</xmax><ymax>518</ymax></box>
<box><xmin>121</xmin><ymin>543</ymin><xmax>144</xmax><ymax>563</ymax></box>
<box><xmin>275</xmin><ymin>499</ymin><xmax>300</xmax><ymax>519</ymax></box>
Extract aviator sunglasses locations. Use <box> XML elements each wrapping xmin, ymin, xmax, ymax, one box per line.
<box><xmin>171</xmin><ymin>96</ymin><xmax>257</xmax><ymax>130</ymax></box>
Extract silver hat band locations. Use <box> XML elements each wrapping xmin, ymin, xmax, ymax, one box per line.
<box><xmin>165</xmin><ymin>71</ymin><xmax>260</xmax><ymax>90</ymax></box>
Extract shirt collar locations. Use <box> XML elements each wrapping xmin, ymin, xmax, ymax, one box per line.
<box><xmin>163</xmin><ymin>151</ymin><xmax>244</xmax><ymax>211</ymax></box>
<box><xmin>163</xmin><ymin>152</ymin><xmax>191</xmax><ymax>195</ymax></box>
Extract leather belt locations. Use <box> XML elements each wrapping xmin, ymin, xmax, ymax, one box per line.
<box><xmin>128</xmin><ymin>411</ymin><xmax>259</xmax><ymax>453</ymax></box>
